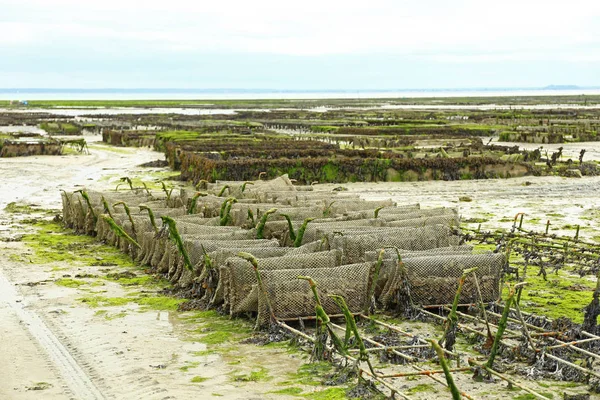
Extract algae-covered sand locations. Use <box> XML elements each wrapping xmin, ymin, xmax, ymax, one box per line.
<box><xmin>1</xmin><ymin>120</ymin><xmax>600</xmax><ymax>399</ymax></box>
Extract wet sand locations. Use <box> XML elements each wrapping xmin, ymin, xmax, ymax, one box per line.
<box><xmin>1</xmin><ymin>135</ymin><xmax>599</xmax><ymax>399</ymax></box>
<box><xmin>0</xmin><ymin>137</ymin><xmax>304</xmax><ymax>399</ymax></box>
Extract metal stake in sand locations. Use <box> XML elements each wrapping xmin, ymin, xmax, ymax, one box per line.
<box><xmin>365</xmin><ymin>249</ymin><xmax>385</xmax><ymax>314</ymax></box>
<box><xmin>113</xmin><ymin>201</ymin><xmax>136</xmax><ymax>238</ymax></box>
<box><xmin>187</xmin><ymin>192</ymin><xmax>207</xmax><ymax>214</ymax></box>
<box><xmin>430</xmin><ymin>340</ymin><xmax>461</xmax><ymax>400</ymax></box>
<box><xmin>100</xmin><ymin>196</ymin><xmax>114</xmax><ymax>219</ymax></box>
<box><xmin>219</xmin><ymin>197</ymin><xmax>237</xmax><ymax>226</ymax></box>
<box><xmin>256</xmin><ymin>208</ymin><xmax>277</xmax><ymax>239</ymax></box>
<box><xmin>374</xmin><ymin>206</ymin><xmax>386</xmax><ymax>219</ymax></box>
<box><xmin>485</xmin><ymin>282</ymin><xmax>525</xmax><ymax>369</ymax></box>
<box><xmin>139</xmin><ymin>205</ymin><xmax>158</xmax><ymax>234</ymax></box>
<box><xmin>439</xmin><ymin>267</ymin><xmax>478</xmax><ymax>352</ymax></box>
<box><xmin>238</xmin><ymin>252</ymin><xmax>277</xmax><ymax>324</ymax></box>
<box><xmin>471</xmin><ymin>270</ymin><xmax>493</xmax><ymax>348</ymax></box>
<box><xmin>74</xmin><ymin>190</ymin><xmax>97</xmax><ymax>225</ymax></box>
<box><xmin>116</xmin><ymin>176</ymin><xmax>133</xmax><ymax>191</ymax></box>
<box><xmin>217</xmin><ymin>185</ymin><xmax>230</xmax><ymax>197</ymax></box>
<box><xmin>583</xmin><ymin>271</ymin><xmax>600</xmax><ymax>333</ymax></box>
<box><xmin>100</xmin><ymin>215</ymin><xmax>140</xmax><ymax>248</ymax></box>
<box><xmin>160</xmin><ymin>216</ymin><xmax>193</xmax><ymax>271</ymax></box>
<box><xmin>241</xmin><ymin>181</ymin><xmax>253</xmax><ymax>193</ymax></box>
<box><xmin>292</xmin><ymin>217</ymin><xmax>315</xmax><ymax>247</ymax></box>
<box><xmin>330</xmin><ymin>294</ymin><xmax>376</xmax><ymax>375</ymax></box>
<box><xmin>297</xmin><ymin>276</ymin><xmax>347</xmax><ymax>359</ymax></box>
<box><xmin>160</xmin><ymin>181</ymin><xmax>173</xmax><ymax>201</ymax></box>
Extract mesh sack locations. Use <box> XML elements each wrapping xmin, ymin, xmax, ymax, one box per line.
<box><xmin>179</xmin><ymin>247</ymin><xmax>289</xmax><ymax>300</ymax></box>
<box><xmin>172</xmin><ymin>215</ymin><xmax>223</xmax><ymax>225</ymax></box>
<box><xmin>285</xmin><ymin>241</ymin><xmax>327</xmax><ymax>255</ymax></box>
<box><xmin>387</xmin><ymin>214</ymin><xmax>459</xmax><ymax>228</ymax></box>
<box><xmin>185</xmin><ymin>238</ymin><xmax>280</xmax><ymax>269</ymax></box>
<box><xmin>377</xmin><ymin>259</ymin><xmax>412</xmax><ymax>308</ymax></box>
<box><xmin>332</xmin><ymin>225</ymin><xmax>456</xmax><ymax>264</ymax></box>
<box><xmin>206</xmin><ymin>247</ymin><xmax>294</xmax><ymax>303</ymax></box>
<box><xmin>274</xmin><ymin>207</ymin><xmax>325</xmax><ymax>221</ymax></box>
<box><xmin>177</xmin><ymin>223</ymin><xmax>256</xmax><ymax>237</ymax></box>
<box><xmin>61</xmin><ymin>191</ymin><xmax>75</xmax><ymax>228</ymax></box>
<box><xmin>137</xmin><ymin>230</ymin><xmax>158</xmax><ymax>264</ymax></box>
<box><xmin>301</xmin><ymin>219</ymin><xmax>387</xmax><ymax>244</ymax></box>
<box><xmin>256</xmin><ymin>262</ymin><xmax>374</xmax><ymax>327</ymax></box>
<box><xmin>329</xmin><ymin>199</ymin><xmax>395</xmax><ymax>214</ymax></box>
<box><xmin>377</xmin><ymin>206</ymin><xmax>453</xmax><ymax>219</ymax></box>
<box><xmin>150</xmin><ymin>238</ymin><xmax>169</xmax><ymax>269</ymax></box>
<box><xmin>225</xmin><ymin>250</ymin><xmax>342</xmax><ymax>316</ymax></box>
<box><xmin>291</xmin><ymin>185</ymin><xmax>314</xmax><ymax>191</ymax></box>
<box><xmin>364</xmin><ymin>245</ymin><xmax>474</xmax><ymax>261</ymax></box>
<box><xmin>261</xmin><ymin>220</ymin><xmax>292</xmax><ymax>241</ymax></box>
<box><xmin>402</xmin><ymin>253</ymin><xmax>505</xmax><ymax>306</ymax></box>
<box><xmin>246</xmin><ymin>174</ymin><xmax>296</xmax><ymax>193</ymax></box>
<box><xmin>166</xmin><ymin>238</ymin><xmax>278</xmax><ymax>283</ymax></box>
<box><xmin>137</xmin><ymin>199</ymin><xmax>170</xmax><ymax>209</ymax></box>
<box><xmin>155</xmin><ymin>240</ymin><xmax>176</xmax><ymax>273</ymax></box>
<box><xmin>344</xmin><ymin>204</ymin><xmax>421</xmax><ymax>220</ymax></box>
<box><xmin>313</xmin><ymin>225</ymin><xmax>455</xmax><ymax>248</ymax></box>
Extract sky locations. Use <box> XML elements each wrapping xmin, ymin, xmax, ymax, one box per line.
<box><xmin>1</xmin><ymin>0</ymin><xmax>599</xmax><ymax>89</ymax></box>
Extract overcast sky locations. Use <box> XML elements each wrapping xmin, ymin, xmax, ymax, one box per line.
<box><xmin>1</xmin><ymin>0</ymin><xmax>599</xmax><ymax>89</ymax></box>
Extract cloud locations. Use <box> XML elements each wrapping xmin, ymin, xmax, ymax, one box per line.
<box><xmin>0</xmin><ymin>0</ymin><xmax>599</xmax><ymax>87</ymax></box>
<box><xmin>2</xmin><ymin>0</ymin><xmax>599</xmax><ymax>55</ymax></box>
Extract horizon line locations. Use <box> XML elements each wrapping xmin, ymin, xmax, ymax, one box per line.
<box><xmin>2</xmin><ymin>85</ymin><xmax>599</xmax><ymax>93</ymax></box>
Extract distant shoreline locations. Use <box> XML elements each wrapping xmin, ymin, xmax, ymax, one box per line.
<box><xmin>2</xmin><ymin>87</ymin><xmax>600</xmax><ymax>101</ymax></box>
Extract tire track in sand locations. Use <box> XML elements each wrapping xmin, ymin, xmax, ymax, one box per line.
<box><xmin>0</xmin><ymin>272</ymin><xmax>105</xmax><ymax>399</ymax></box>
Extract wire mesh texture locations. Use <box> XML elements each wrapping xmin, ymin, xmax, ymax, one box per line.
<box><xmin>60</xmin><ymin>175</ymin><xmax>507</xmax><ymax>329</ymax></box>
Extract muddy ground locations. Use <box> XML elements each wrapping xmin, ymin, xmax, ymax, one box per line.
<box><xmin>1</xmin><ymin>134</ymin><xmax>599</xmax><ymax>399</ymax></box>
<box><xmin>0</xmin><ymin>137</ymin><xmax>313</xmax><ymax>399</ymax></box>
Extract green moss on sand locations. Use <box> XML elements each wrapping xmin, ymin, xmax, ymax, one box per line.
<box><xmin>55</xmin><ymin>278</ymin><xmax>85</xmax><ymax>288</ymax></box>
<box><xmin>279</xmin><ymin>362</ymin><xmax>332</xmax><ymax>387</ymax></box>
<box><xmin>504</xmin><ymin>267</ymin><xmax>595</xmax><ymax>323</ymax></box>
<box><xmin>79</xmin><ymin>294</ymin><xmax>183</xmax><ymax>311</ymax></box>
<box><xmin>136</xmin><ymin>295</ymin><xmax>184</xmax><ymax>311</ymax></box>
<box><xmin>179</xmin><ymin>361</ymin><xmax>201</xmax><ymax>372</ymax></box>
<box><xmin>22</xmin><ymin>221</ymin><xmax>136</xmax><ymax>267</ymax></box>
<box><xmin>407</xmin><ymin>384</ymin><xmax>437</xmax><ymax>394</ymax></box>
<box><xmin>182</xmin><ymin>310</ymin><xmax>253</xmax><ymax>345</ymax></box>
<box><xmin>303</xmin><ymin>387</ymin><xmax>347</xmax><ymax>400</ymax></box>
<box><xmin>269</xmin><ymin>387</ymin><xmax>304</xmax><ymax>396</ymax></box>
<box><xmin>231</xmin><ymin>367</ymin><xmax>271</xmax><ymax>382</ymax></box>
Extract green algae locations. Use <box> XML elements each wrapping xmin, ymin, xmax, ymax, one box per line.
<box><xmin>513</xmin><ymin>393</ymin><xmax>553</xmax><ymax>400</ymax></box>
<box><xmin>136</xmin><ymin>295</ymin><xmax>184</xmax><ymax>310</ymax></box>
<box><xmin>192</xmin><ymin>349</ymin><xmax>220</xmax><ymax>357</ymax></box>
<box><xmin>79</xmin><ymin>296</ymin><xmax>132</xmax><ymax>308</ymax></box>
<box><xmin>105</xmin><ymin>274</ymin><xmax>155</xmax><ymax>286</ymax></box>
<box><xmin>182</xmin><ymin>310</ymin><xmax>253</xmax><ymax>345</ymax></box>
<box><xmin>505</xmin><ymin>266</ymin><xmax>596</xmax><ymax>323</ymax></box>
<box><xmin>270</xmin><ymin>387</ymin><xmax>304</xmax><ymax>396</ymax></box>
<box><xmin>303</xmin><ymin>387</ymin><xmax>347</xmax><ymax>400</ymax></box>
<box><xmin>4</xmin><ymin>202</ymin><xmax>39</xmax><ymax>214</ymax></box>
<box><xmin>55</xmin><ymin>278</ymin><xmax>85</xmax><ymax>288</ymax></box>
<box><xmin>78</xmin><ymin>294</ymin><xmax>183</xmax><ymax>311</ymax></box>
<box><xmin>191</xmin><ymin>376</ymin><xmax>209</xmax><ymax>383</ymax></box>
<box><xmin>406</xmin><ymin>383</ymin><xmax>437</xmax><ymax>394</ymax></box>
<box><xmin>231</xmin><ymin>367</ymin><xmax>272</xmax><ymax>382</ymax></box>
<box><xmin>22</xmin><ymin>221</ymin><xmax>136</xmax><ymax>267</ymax></box>
<box><xmin>279</xmin><ymin>362</ymin><xmax>333</xmax><ymax>387</ymax></box>
<box><xmin>93</xmin><ymin>310</ymin><xmax>127</xmax><ymax>320</ymax></box>
<box><xmin>199</xmin><ymin>330</ymin><xmax>242</xmax><ymax>345</ymax></box>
